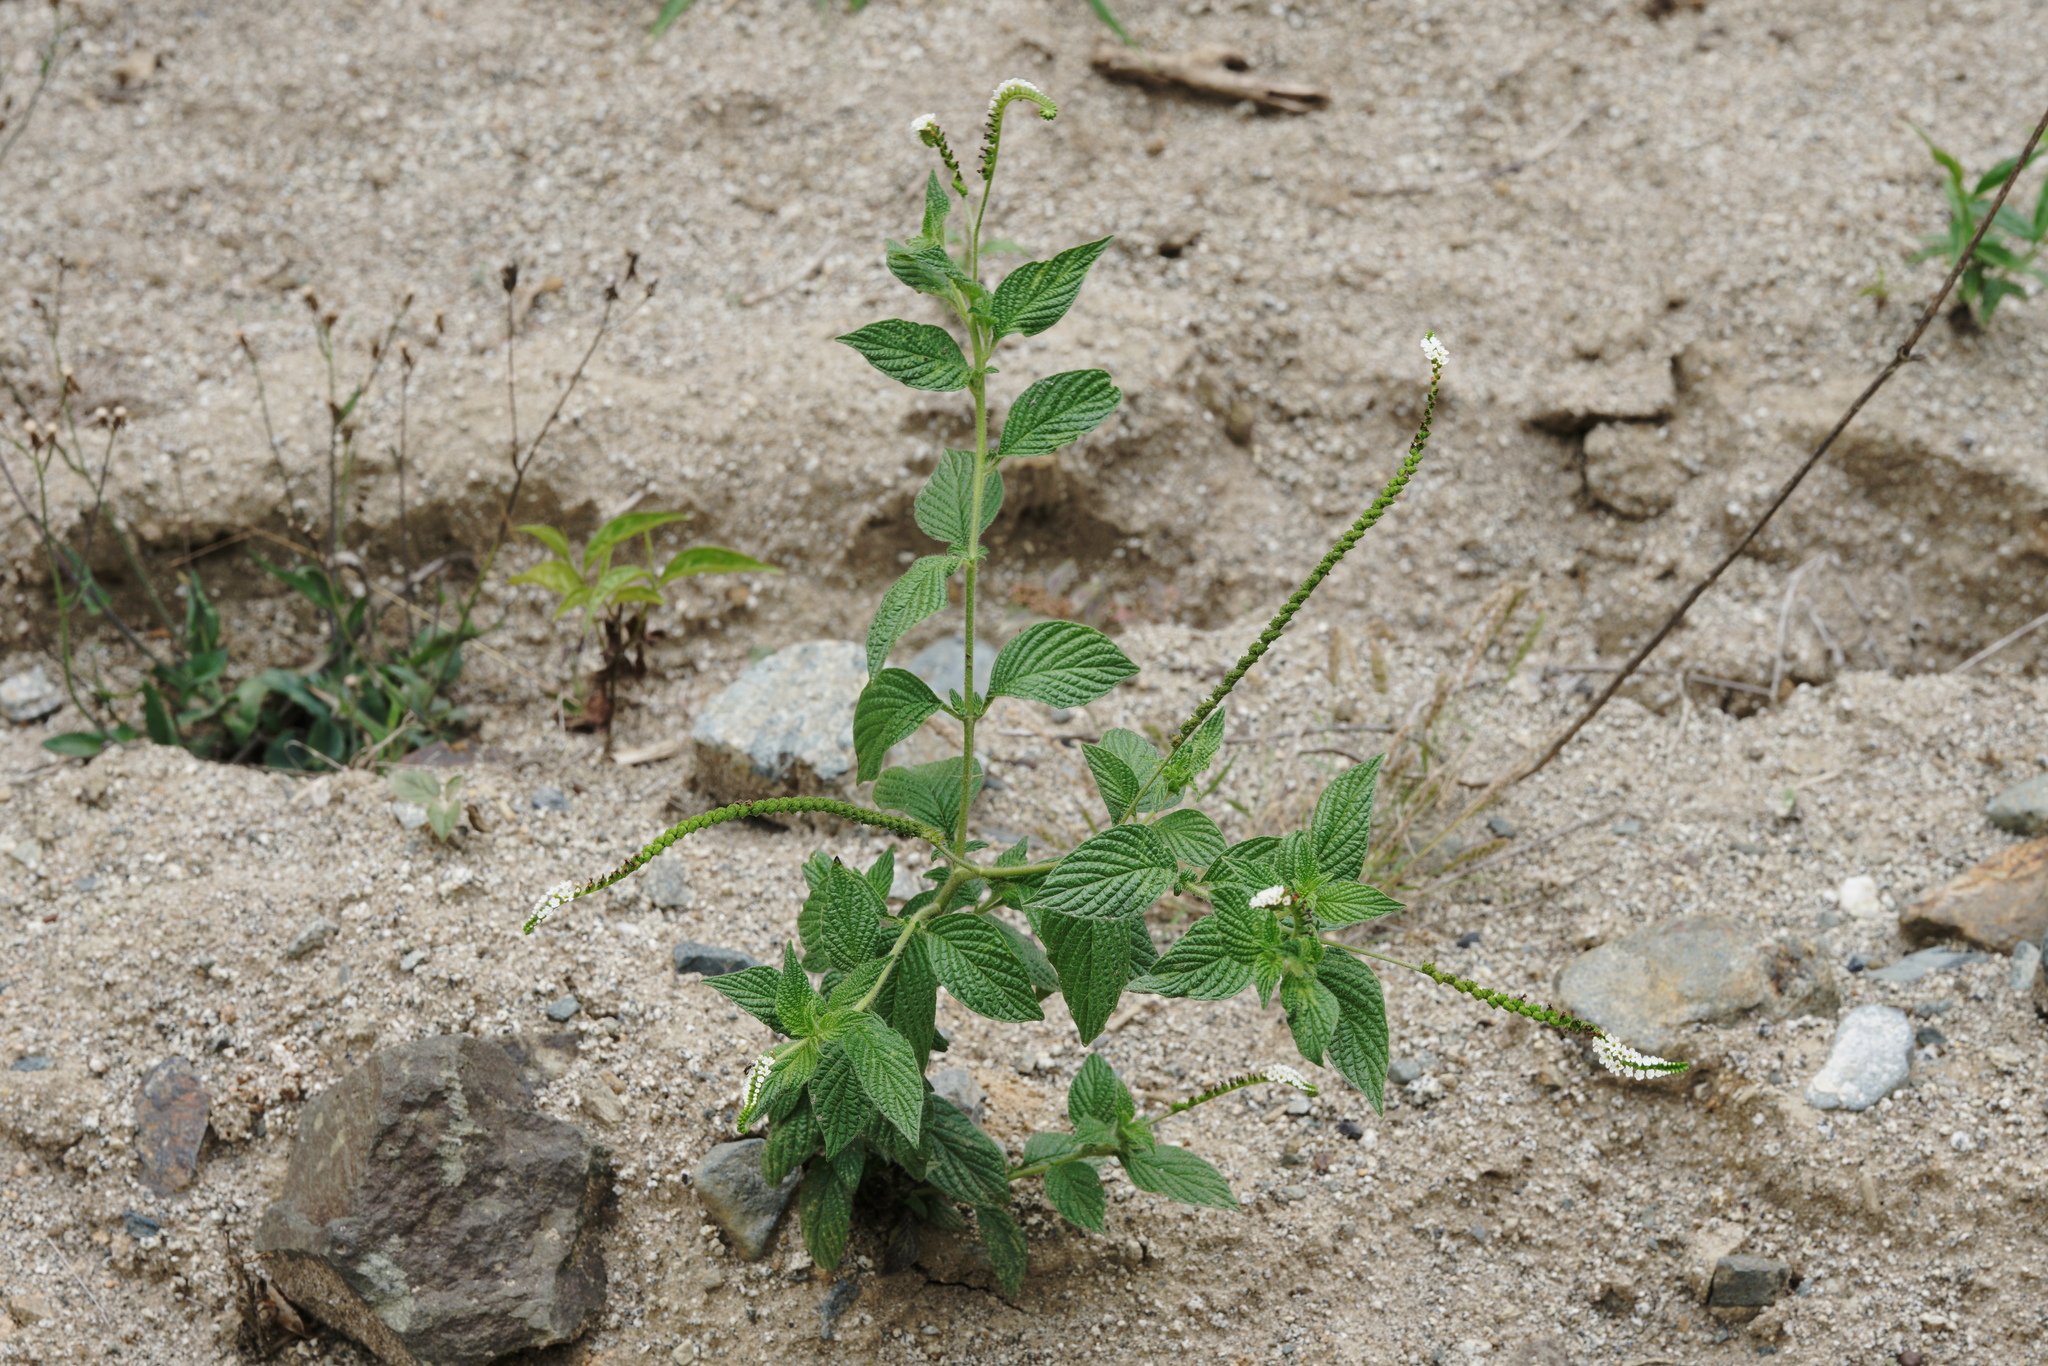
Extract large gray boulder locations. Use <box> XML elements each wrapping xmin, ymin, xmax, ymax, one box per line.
<box><xmin>690</xmin><ymin>640</ymin><xmax>865</xmax><ymax>803</ymax></box>
<box><xmin>1556</xmin><ymin>916</ymin><xmax>1835</xmax><ymax>1056</ymax></box>
<box><xmin>256</xmin><ymin>1035</ymin><xmax>609</xmax><ymax>1366</ymax></box>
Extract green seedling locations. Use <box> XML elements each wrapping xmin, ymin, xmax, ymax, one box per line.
<box><xmin>1910</xmin><ymin>126</ymin><xmax>2046</xmax><ymax>323</ymax></box>
<box><xmin>387</xmin><ymin>767</ymin><xmax>466</xmax><ymax>842</ymax></box>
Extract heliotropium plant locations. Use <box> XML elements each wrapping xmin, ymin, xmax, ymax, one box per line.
<box><xmin>523</xmin><ymin>80</ymin><xmax>1685</xmax><ymax>1295</ymax></box>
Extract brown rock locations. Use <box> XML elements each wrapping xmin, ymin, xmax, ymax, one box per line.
<box><xmin>137</xmin><ymin>1058</ymin><xmax>209</xmax><ymax>1196</ymax></box>
<box><xmin>1583</xmin><ymin>422</ymin><xmax>1688</xmax><ymax>519</ymax></box>
<box><xmin>1899</xmin><ymin>837</ymin><xmax>2048</xmax><ymax>953</ymax></box>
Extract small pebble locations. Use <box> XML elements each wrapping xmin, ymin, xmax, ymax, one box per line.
<box><xmin>545</xmin><ymin>995</ymin><xmax>582</xmax><ymax>1023</ymax></box>
<box><xmin>1913</xmin><ymin>1025</ymin><xmax>1946</xmax><ymax>1049</ymax></box>
<box><xmin>1284</xmin><ymin>1095</ymin><xmax>1311</xmax><ymax>1116</ymax></box>
<box><xmin>1485</xmin><ymin>816</ymin><xmax>1516</xmax><ymax>838</ymax></box>
<box><xmin>1455</xmin><ymin>931</ymin><xmax>1481</xmax><ymax>948</ymax></box>
<box><xmin>121</xmin><ymin>1211</ymin><xmax>162</xmax><ymax>1240</ymax></box>
<box><xmin>285</xmin><ymin>918</ymin><xmax>341</xmax><ymax>961</ymax></box>
<box><xmin>1279</xmin><ymin>1184</ymin><xmax>1308</xmax><ymax>1202</ymax></box>
<box><xmin>1898</xmin><ymin>1349</ymin><xmax>1926</xmax><ymax>1366</ymax></box>
<box><xmin>530</xmin><ymin>786</ymin><xmax>570</xmax><ymax>812</ymax></box>
<box><xmin>1611</xmin><ymin>818</ymin><xmax>1643</xmax><ymax>837</ymax></box>
<box><xmin>389</xmin><ymin>801</ymin><xmax>428</xmax><ymax>830</ymax></box>
<box><xmin>1846</xmin><ymin>954</ymin><xmax>1869</xmax><ymax>973</ymax></box>
<box><xmin>1805</xmin><ymin>1005</ymin><xmax>1912</xmax><ymax>1111</ymax></box>
<box><xmin>1335</xmin><ymin>1120</ymin><xmax>1364</xmax><ymax>1140</ymax></box>
<box><xmin>2011</xmin><ymin>940</ymin><xmax>2041</xmax><ymax>992</ymax></box>
<box><xmin>10</xmin><ymin>1055</ymin><xmax>53</xmax><ymax>1072</ymax></box>
<box><xmin>399</xmin><ymin>949</ymin><xmax>429</xmax><ymax>973</ymax></box>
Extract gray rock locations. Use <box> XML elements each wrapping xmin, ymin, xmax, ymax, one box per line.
<box><xmin>285</xmin><ymin>918</ymin><xmax>341</xmax><ymax>961</ymax></box>
<box><xmin>1707</xmin><ymin>1254</ymin><xmax>1790</xmax><ymax>1307</ymax></box>
<box><xmin>0</xmin><ymin>665</ymin><xmax>64</xmax><ymax>723</ymax></box>
<box><xmin>1486</xmin><ymin>816</ymin><xmax>1517</xmax><ymax>838</ymax></box>
<box><xmin>689</xmin><ymin>640</ymin><xmax>866</xmax><ymax>803</ymax></box>
<box><xmin>1862</xmin><ymin>947</ymin><xmax>1987</xmax><ymax>984</ymax></box>
<box><xmin>1556</xmin><ymin>916</ymin><xmax>1836</xmax><ymax>1056</ymax></box>
<box><xmin>1583</xmin><ymin>422</ymin><xmax>1688</xmax><ymax>520</ymax></box>
<box><xmin>257</xmin><ymin>1035</ymin><xmax>609</xmax><ymax>1366</ymax></box>
<box><xmin>389</xmin><ymin>801</ymin><xmax>428</xmax><ymax>831</ymax></box>
<box><xmin>399</xmin><ymin>949</ymin><xmax>430</xmax><ymax>973</ymax></box>
<box><xmin>530</xmin><ymin>786</ymin><xmax>570</xmax><ymax>812</ymax></box>
<box><xmin>1805</xmin><ymin>1005</ymin><xmax>1913</xmax><ymax>1111</ymax></box>
<box><xmin>10</xmin><ymin>1055</ymin><xmax>52</xmax><ymax>1072</ymax></box>
<box><xmin>122</xmin><ymin>1211</ymin><xmax>162</xmax><ymax>1241</ymax></box>
<box><xmin>136</xmin><ymin>1057</ymin><xmax>209</xmax><ymax>1196</ymax></box>
<box><xmin>817</xmin><ymin>1277</ymin><xmax>861</xmax><ymax>1342</ymax></box>
<box><xmin>694</xmin><ymin>1138</ymin><xmax>801</xmax><ymax>1262</ymax></box>
<box><xmin>2009</xmin><ymin>940</ymin><xmax>2041</xmax><ymax>993</ymax></box>
<box><xmin>1387</xmin><ymin>1056</ymin><xmax>1432</xmax><ymax>1085</ymax></box>
<box><xmin>545</xmin><ymin>995</ymin><xmax>582</xmax><ymax>1023</ymax></box>
<box><xmin>672</xmin><ymin>942</ymin><xmax>758</xmax><ymax>977</ymax></box>
<box><xmin>1986</xmin><ymin>773</ymin><xmax>2048</xmax><ymax>837</ymax></box>
<box><xmin>903</xmin><ymin>634</ymin><xmax>995</xmax><ymax>703</ymax></box>
<box><xmin>930</xmin><ymin>1067</ymin><xmax>986</xmax><ymax>1124</ymax></box>
<box><xmin>643</xmin><ymin>849</ymin><xmax>692</xmax><ymax>909</ymax></box>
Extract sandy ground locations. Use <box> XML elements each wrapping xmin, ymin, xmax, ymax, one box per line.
<box><xmin>3</xmin><ymin>0</ymin><xmax>2048</xmax><ymax>1363</ymax></box>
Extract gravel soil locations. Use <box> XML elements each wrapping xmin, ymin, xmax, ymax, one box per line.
<box><xmin>2</xmin><ymin>0</ymin><xmax>2046</xmax><ymax>1363</ymax></box>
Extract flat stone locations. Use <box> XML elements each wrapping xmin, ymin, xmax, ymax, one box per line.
<box><xmin>581</xmin><ymin>1081</ymin><xmax>625</xmax><ymax>1126</ymax></box>
<box><xmin>1526</xmin><ymin>356</ymin><xmax>1675</xmax><ymax>435</ymax></box>
<box><xmin>256</xmin><ymin>1036</ymin><xmax>608</xmax><ymax>1366</ymax></box>
<box><xmin>1863</xmin><ymin>947</ymin><xmax>1988</xmax><ymax>984</ymax></box>
<box><xmin>930</xmin><ymin>1067</ymin><xmax>986</xmax><ymax>1124</ymax></box>
<box><xmin>1707</xmin><ymin>1254</ymin><xmax>1790</xmax><ymax>1307</ymax></box>
<box><xmin>1899</xmin><ymin>836</ymin><xmax>2048</xmax><ymax>952</ymax></box>
<box><xmin>0</xmin><ymin>665</ymin><xmax>64</xmax><ymax>723</ymax></box>
<box><xmin>136</xmin><ymin>1057</ymin><xmax>210</xmax><ymax>1197</ymax></box>
<box><xmin>2017</xmin><ymin>940</ymin><xmax>2043</xmax><ymax>993</ymax></box>
<box><xmin>10</xmin><ymin>1055</ymin><xmax>51</xmax><ymax>1072</ymax></box>
<box><xmin>643</xmin><ymin>849</ymin><xmax>692</xmax><ymax>909</ymax></box>
<box><xmin>1556</xmin><ymin>916</ymin><xmax>1836</xmax><ymax>1056</ymax></box>
<box><xmin>285</xmin><ymin>918</ymin><xmax>340</xmax><ymax>961</ymax></box>
<box><xmin>4</xmin><ymin>1293</ymin><xmax>54</xmax><ymax>1325</ymax></box>
<box><xmin>545</xmin><ymin>995</ymin><xmax>582</xmax><ymax>1023</ymax></box>
<box><xmin>672</xmin><ymin>942</ymin><xmax>758</xmax><ymax>978</ymax></box>
<box><xmin>694</xmin><ymin>1138</ymin><xmax>801</xmax><ymax>1262</ymax></box>
<box><xmin>689</xmin><ymin>640</ymin><xmax>866</xmax><ymax>803</ymax></box>
<box><xmin>1986</xmin><ymin>773</ymin><xmax>2048</xmax><ymax>837</ymax></box>
<box><xmin>1583</xmin><ymin>422</ymin><xmax>1688</xmax><ymax>519</ymax></box>
<box><xmin>1805</xmin><ymin>1005</ymin><xmax>1912</xmax><ymax>1111</ymax></box>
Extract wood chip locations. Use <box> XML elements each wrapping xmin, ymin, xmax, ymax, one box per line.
<box><xmin>1090</xmin><ymin>42</ymin><xmax>1328</xmax><ymax>115</ymax></box>
<box><xmin>612</xmin><ymin>736</ymin><xmax>686</xmax><ymax>767</ymax></box>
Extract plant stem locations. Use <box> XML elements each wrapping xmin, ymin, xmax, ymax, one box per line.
<box><xmin>852</xmin><ymin>866</ymin><xmax>965</xmax><ymax>1012</ymax></box>
<box><xmin>1317</xmin><ymin>937</ymin><xmax>1601</xmax><ymax>1034</ymax></box>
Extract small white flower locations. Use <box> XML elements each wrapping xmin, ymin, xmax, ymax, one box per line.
<box><xmin>1264</xmin><ymin>1064</ymin><xmax>1318</xmax><ymax>1096</ymax></box>
<box><xmin>1249</xmin><ymin>885</ymin><xmax>1289</xmax><ymax>909</ymax></box>
<box><xmin>738</xmin><ymin>1052</ymin><xmax>780</xmax><ymax>1127</ymax></box>
<box><xmin>1593</xmin><ymin>1034</ymin><xmax>1679</xmax><ymax>1081</ymax></box>
<box><xmin>525</xmin><ymin>881</ymin><xmax>577</xmax><ymax>931</ymax></box>
<box><xmin>910</xmin><ymin>112</ymin><xmax>939</xmax><ymax>135</ymax></box>
<box><xmin>1419</xmin><ymin>333</ymin><xmax>1449</xmax><ymax>368</ymax></box>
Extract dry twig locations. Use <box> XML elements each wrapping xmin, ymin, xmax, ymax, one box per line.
<box><xmin>1091</xmin><ymin>42</ymin><xmax>1327</xmax><ymax>114</ymax></box>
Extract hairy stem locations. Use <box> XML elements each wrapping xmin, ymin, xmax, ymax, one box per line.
<box><xmin>1319</xmin><ymin>939</ymin><xmax>1601</xmax><ymax>1034</ymax></box>
<box><xmin>1170</xmin><ymin>363</ymin><xmax>1440</xmax><ymax>750</ymax></box>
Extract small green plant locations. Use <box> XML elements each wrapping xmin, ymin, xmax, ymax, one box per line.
<box><xmin>524</xmin><ymin>81</ymin><xmax>1683</xmax><ymax>1295</ymax></box>
<box><xmin>1910</xmin><ymin>126</ymin><xmax>2047</xmax><ymax>324</ymax></box>
<box><xmin>387</xmin><ymin>768</ymin><xmax>467</xmax><ymax>842</ymax></box>
<box><xmin>510</xmin><ymin>513</ymin><xmax>773</xmax><ymax>738</ymax></box>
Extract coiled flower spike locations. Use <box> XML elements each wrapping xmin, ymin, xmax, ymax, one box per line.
<box><xmin>912</xmin><ymin>112</ymin><xmax>968</xmax><ymax>196</ymax></box>
<box><xmin>979</xmin><ymin>78</ymin><xmax>1058</xmax><ymax>181</ymax></box>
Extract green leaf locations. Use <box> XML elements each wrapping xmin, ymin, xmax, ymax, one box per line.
<box><xmin>776</xmin><ymin>942</ymin><xmax>821</xmax><ymax>1037</ymax></box>
<box><xmin>798</xmin><ymin>1162</ymin><xmax>854</xmax><ymax>1271</ymax></box>
<box><xmin>660</xmin><ymin>545</ymin><xmax>778</xmax><ymax>583</ymax></box>
<box><xmin>1210</xmin><ymin>885</ymin><xmax>1280</xmax><ymax>964</ymax></box>
<box><xmin>820</xmin><ymin>861</ymin><xmax>885</xmax><ymax>969</ymax></box>
<box><xmin>1099</xmin><ymin>729</ymin><xmax>1175</xmax><ymax>814</ymax></box>
<box><xmin>1281</xmin><ymin>976</ymin><xmax>1340</xmax><ymax>1066</ymax></box>
<box><xmin>1310</xmin><ymin>755</ymin><xmax>1383</xmax><ymax>882</ymax></box>
<box><xmin>852</xmin><ymin>669</ymin><xmax>943</xmax><ymax>783</ymax></box>
<box><xmin>1311</xmin><ymin>880</ymin><xmax>1404</xmax><ymax>928</ymax></box>
<box><xmin>1086</xmin><ymin>0</ymin><xmax>1136</xmax><ymax>45</ymax></box>
<box><xmin>986</xmin><ymin>620</ymin><xmax>1137</xmax><ymax>708</ymax></box>
<box><xmin>914</xmin><ymin>449</ymin><xmax>1004</xmax><ymax>549</ymax></box>
<box><xmin>141</xmin><ymin>684</ymin><xmax>175</xmax><ymax>746</ymax></box>
<box><xmin>1162</xmin><ymin>705</ymin><xmax>1227</xmax><ymax>789</ymax></box>
<box><xmin>872</xmin><ymin>756</ymin><xmax>983</xmax><ymax>837</ymax></box>
<box><xmin>1067</xmin><ymin>1054</ymin><xmax>1134</xmax><ymax>1126</ymax></box>
<box><xmin>518</xmin><ymin>525</ymin><xmax>578</xmax><ymax>568</ymax></box>
<box><xmin>989</xmin><ymin>237</ymin><xmax>1114</xmax><ymax>338</ymax></box>
<box><xmin>976</xmin><ymin>1204</ymin><xmax>1028</xmax><ymax>1301</ymax></box>
<box><xmin>886</xmin><ymin>238</ymin><xmax>973</xmax><ymax>299</ymax></box>
<box><xmin>842</xmin><ymin>1014</ymin><xmax>925</xmax><ymax>1145</ymax></box>
<box><xmin>507</xmin><ymin>558</ymin><xmax>585</xmax><ymax>597</ymax></box>
<box><xmin>866</xmin><ymin>553</ymin><xmax>959</xmax><ymax>676</ymax></box>
<box><xmin>1030</xmin><ymin>824</ymin><xmax>1176</xmax><ymax>921</ymax></box>
<box><xmin>1131</xmin><ymin>918</ymin><xmax>1253</xmax><ymax>1000</ymax></box>
<box><xmin>919</xmin><ymin>171</ymin><xmax>951</xmax><ymax>242</ymax></box>
<box><xmin>927</xmin><ymin>915</ymin><xmax>1044</xmax><ymax>1022</ymax></box>
<box><xmin>387</xmin><ymin>768</ymin><xmax>442</xmax><ymax>806</ymax></box>
<box><xmin>1320</xmin><ymin>954</ymin><xmax>1390</xmax><ymax>1112</ymax></box>
<box><xmin>42</xmin><ymin>732</ymin><xmax>107</xmax><ymax>759</ymax></box>
<box><xmin>1033</xmin><ymin>908</ymin><xmax>1131</xmax><ymax>1043</ymax></box>
<box><xmin>700</xmin><ymin>967</ymin><xmax>785</xmax><ymax>1035</ymax></box>
<box><xmin>585</xmin><ymin>510</ymin><xmax>692</xmax><ymax>568</ymax></box>
<box><xmin>648</xmin><ymin>0</ymin><xmax>696</xmax><ymax>41</ymax></box>
<box><xmin>1120</xmin><ymin>1144</ymin><xmax>1237</xmax><ymax>1210</ymax></box>
<box><xmin>879</xmin><ymin>931</ymin><xmax>940</xmax><ymax>1062</ymax></box>
<box><xmin>1081</xmin><ymin>742</ymin><xmax>1139</xmax><ymax>823</ymax></box>
<box><xmin>837</xmin><ymin>320</ymin><xmax>973</xmax><ymax>391</ymax></box>
<box><xmin>995</xmin><ymin>370</ymin><xmax>1122</xmax><ymax>460</ymax></box>
<box><xmin>1022</xmin><ymin>1131</ymin><xmax>1086</xmax><ymax>1165</ymax></box>
<box><xmin>1151</xmin><ymin>809</ymin><xmax>1224</xmax><ymax>867</ymax></box>
<box><xmin>1043</xmin><ymin>1159</ymin><xmax>1107</xmax><ymax>1231</ymax></box>
<box><xmin>761</xmin><ymin>1104</ymin><xmax>818</xmax><ymax>1186</ymax></box>
<box><xmin>993</xmin><ymin>919</ymin><xmax>1061</xmax><ymax>997</ymax></box>
<box><xmin>924</xmin><ymin>1093</ymin><xmax>1011</xmax><ymax>1206</ymax></box>
<box><xmin>863</xmin><ymin>848</ymin><xmax>896</xmax><ymax>902</ymax></box>
<box><xmin>807</xmin><ymin>1044</ymin><xmax>873</xmax><ymax>1156</ymax></box>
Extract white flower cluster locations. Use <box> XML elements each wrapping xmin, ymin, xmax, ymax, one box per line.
<box><xmin>1419</xmin><ymin>333</ymin><xmax>1449</xmax><ymax>368</ymax></box>
<box><xmin>987</xmin><ymin>78</ymin><xmax>1050</xmax><ymax>119</ymax></box>
<box><xmin>526</xmin><ymin>881</ymin><xmax>577</xmax><ymax>930</ymax></box>
<box><xmin>1263</xmin><ymin>1064</ymin><xmax>1318</xmax><ymax>1096</ymax></box>
<box><xmin>1593</xmin><ymin>1034</ymin><xmax>1678</xmax><ymax>1081</ymax></box>
<box><xmin>739</xmin><ymin>1052</ymin><xmax>780</xmax><ymax>1126</ymax></box>
<box><xmin>1249</xmin><ymin>885</ymin><xmax>1289</xmax><ymax>909</ymax></box>
<box><xmin>910</xmin><ymin>112</ymin><xmax>940</xmax><ymax>136</ymax></box>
